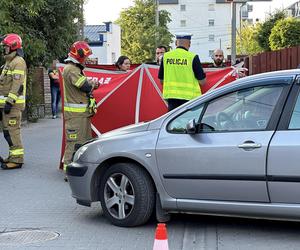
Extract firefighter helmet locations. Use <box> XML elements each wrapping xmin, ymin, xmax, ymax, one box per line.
<box><xmin>68</xmin><ymin>41</ymin><xmax>92</xmax><ymax>64</ymax></box>
<box><xmin>1</xmin><ymin>34</ymin><xmax>22</xmax><ymax>51</ymax></box>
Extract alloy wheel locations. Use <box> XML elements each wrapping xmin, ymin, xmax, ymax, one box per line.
<box><xmin>104</xmin><ymin>173</ymin><xmax>135</xmax><ymax>219</ymax></box>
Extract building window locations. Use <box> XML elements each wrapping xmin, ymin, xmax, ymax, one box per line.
<box><xmin>208</xmin><ymin>34</ymin><xmax>215</xmax><ymax>41</ymax></box>
<box><xmin>180</xmin><ymin>4</ymin><xmax>186</xmax><ymax>11</ymax></box>
<box><xmin>112</xmin><ymin>52</ymin><xmax>116</xmax><ymax>63</ymax></box>
<box><xmin>99</xmin><ymin>34</ymin><xmax>104</xmax><ymax>46</ymax></box>
<box><xmin>209</xmin><ymin>50</ymin><xmax>214</xmax><ymax>57</ymax></box>
<box><xmin>208</xmin><ymin>19</ymin><xmax>215</xmax><ymax>26</ymax></box>
<box><xmin>180</xmin><ymin>20</ymin><xmax>186</xmax><ymax>27</ymax></box>
<box><xmin>208</xmin><ymin>4</ymin><xmax>215</xmax><ymax>11</ymax></box>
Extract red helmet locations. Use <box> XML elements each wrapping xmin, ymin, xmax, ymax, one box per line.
<box><xmin>1</xmin><ymin>33</ymin><xmax>22</xmax><ymax>51</ymax></box>
<box><xmin>68</xmin><ymin>41</ymin><xmax>92</xmax><ymax>64</ymax></box>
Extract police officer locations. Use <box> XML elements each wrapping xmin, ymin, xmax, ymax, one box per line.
<box><xmin>62</xmin><ymin>41</ymin><xmax>98</xmax><ymax>180</ymax></box>
<box><xmin>158</xmin><ymin>33</ymin><xmax>206</xmax><ymax>111</ymax></box>
<box><xmin>0</xmin><ymin>34</ymin><xmax>27</xmax><ymax>169</ymax></box>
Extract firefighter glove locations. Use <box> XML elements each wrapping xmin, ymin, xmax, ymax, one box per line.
<box><xmin>88</xmin><ymin>97</ymin><xmax>97</xmax><ymax>115</ymax></box>
<box><xmin>4</xmin><ymin>102</ymin><xmax>12</xmax><ymax>114</ymax></box>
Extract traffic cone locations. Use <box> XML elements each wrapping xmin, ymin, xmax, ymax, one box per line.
<box><xmin>153</xmin><ymin>223</ymin><xmax>169</xmax><ymax>250</ymax></box>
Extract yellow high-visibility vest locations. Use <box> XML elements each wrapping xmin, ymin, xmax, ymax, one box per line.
<box><xmin>163</xmin><ymin>48</ymin><xmax>201</xmax><ymax>100</ymax></box>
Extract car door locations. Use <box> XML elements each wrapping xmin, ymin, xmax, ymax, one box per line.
<box><xmin>268</xmin><ymin>78</ymin><xmax>300</xmax><ymax>203</ymax></box>
<box><xmin>156</xmin><ymin>80</ymin><xmax>291</xmax><ymax>202</ymax></box>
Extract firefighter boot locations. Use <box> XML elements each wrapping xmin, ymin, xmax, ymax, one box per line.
<box><xmin>64</xmin><ymin>176</ymin><xmax>68</xmax><ymax>182</ymax></box>
<box><xmin>1</xmin><ymin>162</ymin><xmax>23</xmax><ymax>170</ymax></box>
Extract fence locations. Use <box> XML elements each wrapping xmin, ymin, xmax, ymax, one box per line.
<box><xmin>244</xmin><ymin>45</ymin><xmax>300</xmax><ymax>75</ymax></box>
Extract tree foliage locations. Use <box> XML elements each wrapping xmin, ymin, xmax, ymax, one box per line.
<box><xmin>0</xmin><ymin>0</ymin><xmax>84</xmax><ymax>67</ymax></box>
<box><xmin>117</xmin><ymin>0</ymin><xmax>173</xmax><ymax>63</ymax></box>
<box><xmin>0</xmin><ymin>0</ymin><xmax>84</xmax><ymax>120</ymax></box>
<box><xmin>237</xmin><ymin>22</ymin><xmax>263</xmax><ymax>56</ymax></box>
<box><xmin>256</xmin><ymin>10</ymin><xmax>286</xmax><ymax>51</ymax></box>
<box><xmin>269</xmin><ymin>17</ymin><xmax>300</xmax><ymax>50</ymax></box>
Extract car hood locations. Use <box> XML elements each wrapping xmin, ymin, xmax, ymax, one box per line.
<box><xmin>98</xmin><ymin>122</ymin><xmax>151</xmax><ymax>139</ymax></box>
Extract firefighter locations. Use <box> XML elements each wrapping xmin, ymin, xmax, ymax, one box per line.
<box><xmin>62</xmin><ymin>41</ymin><xmax>98</xmax><ymax>181</ymax></box>
<box><xmin>0</xmin><ymin>34</ymin><xmax>27</xmax><ymax>169</ymax></box>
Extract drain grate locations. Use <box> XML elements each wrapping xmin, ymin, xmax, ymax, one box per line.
<box><xmin>0</xmin><ymin>230</ymin><xmax>60</xmax><ymax>246</ymax></box>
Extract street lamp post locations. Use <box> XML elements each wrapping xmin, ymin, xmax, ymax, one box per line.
<box><xmin>227</xmin><ymin>0</ymin><xmax>272</xmax><ymax>65</ymax></box>
<box><xmin>231</xmin><ymin>1</ymin><xmax>237</xmax><ymax>65</ymax></box>
<box><xmin>155</xmin><ymin>0</ymin><xmax>159</xmax><ymax>47</ymax></box>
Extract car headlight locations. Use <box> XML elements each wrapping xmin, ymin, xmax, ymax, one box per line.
<box><xmin>73</xmin><ymin>145</ymin><xmax>89</xmax><ymax>162</ymax></box>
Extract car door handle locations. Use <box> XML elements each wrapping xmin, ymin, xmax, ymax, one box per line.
<box><xmin>238</xmin><ymin>142</ymin><xmax>262</xmax><ymax>149</ymax></box>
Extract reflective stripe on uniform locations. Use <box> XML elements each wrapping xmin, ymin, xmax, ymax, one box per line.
<box><xmin>163</xmin><ymin>82</ymin><xmax>200</xmax><ymax>99</ymax></box>
<box><xmin>0</xmin><ymin>96</ymin><xmax>5</xmax><ymax>104</ymax></box>
<box><xmin>64</xmin><ymin>102</ymin><xmax>88</xmax><ymax>113</ymax></box>
<box><xmin>74</xmin><ymin>76</ymin><xmax>87</xmax><ymax>88</ymax></box>
<box><xmin>3</xmin><ymin>69</ymin><xmax>25</xmax><ymax>75</ymax></box>
<box><xmin>8</xmin><ymin>93</ymin><xmax>18</xmax><ymax>101</ymax></box>
<box><xmin>0</xmin><ymin>95</ymin><xmax>25</xmax><ymax>104</ymax></box>
<box><xmin>9</xmin><ymin>148</ymin><xmax>24</xmax><ymax>156</ymax></box>
<box><xmin>12</xmin><ymin>70</ymin><xmax>25</xmax><ymax>75</ymax></box>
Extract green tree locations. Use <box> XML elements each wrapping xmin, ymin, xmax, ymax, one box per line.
<box><xmin>0</xmin><ymin>0</ymin><xmax>84</xmax><ymax>67</ymax></box>
<box><xmin>0</xmin><ymin>0</ymin><xmax>84</xmax><ymax>120</ymax></box>
<box><xmin>117</xmin><ymin>0</ymin><xmax>173</xmax><ymax>63</ymax></box>
<box><xmin>256</xmin><ymin>10</ymin><xmax>286</xmax><ymax>51</ymax></box>
<box><xmin>0</xmin><ymin>0</ymin><xmax>45</xmax><ymax>66</ymax></box>
<box><xmin>269</xmin><ymin>17</ymin><xmax>300</xmax><ymax>50</ymax></box>
<box><xmin>237</xmin><ymin>22</ymin><xmax>263</xmax><ymax>55</ymax></box>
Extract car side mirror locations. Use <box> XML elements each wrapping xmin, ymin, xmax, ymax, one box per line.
<box><xmin>199</xmin><ymin>123</ymin><xmax>215</xmax><ymax>132</ymax></box>
<box><xmin>186</xmin><ymin>119</ymin><xmax>197</xmax><ymax>134</ymax></box>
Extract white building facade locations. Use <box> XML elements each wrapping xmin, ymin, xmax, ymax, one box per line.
<box><xmin>158</xmin><ymin>0</ymin><xmax>244</xmax><ymax>62</ymax></box>
<box><xmin>286</xmin><ymin>1</ymin><xmax>300</xmax><ymax>18</ymax></box>
<box><xmin>84</xmin><ymin>22</ymin><xmax>121</xmax><ymax>64</ymax></box>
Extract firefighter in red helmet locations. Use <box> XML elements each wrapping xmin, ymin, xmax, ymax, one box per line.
<box><xmin>62</xmin><ymin>41</ymin><xmax>98</xmax><ymax>181</ymax></box>
<box><xmin>0</xmin><ymin>33</ymin><xmax>27</xmax><ymax>169</ymax></box>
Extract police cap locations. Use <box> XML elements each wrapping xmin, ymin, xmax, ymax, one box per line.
<box><xmin>175</xmin><ymin>32</ymin><xmax>193</xmax><ymax>40</ymax></box>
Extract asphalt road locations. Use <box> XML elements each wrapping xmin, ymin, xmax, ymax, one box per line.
<box><xmin>1</xmin><ymin>118</ymin><xmax>300</xmax><ymax>250</ymax></box>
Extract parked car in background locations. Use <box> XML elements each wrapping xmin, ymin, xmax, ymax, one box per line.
<box><xmin>67</xmin><ymin>69</ymin><xmax>300</xmax><ymax>227</ymax></box>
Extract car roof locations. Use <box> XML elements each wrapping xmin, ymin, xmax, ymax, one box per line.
<box><xmin>234</xmin><ymin>69</ymin><xmax>300</xmax><ymax>85</ymax></box>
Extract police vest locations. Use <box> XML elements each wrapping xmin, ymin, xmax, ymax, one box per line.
<box><xmin>163</xmin><ymin>48</ymin><xmax>201</xmax><ymax>100</ymax></box>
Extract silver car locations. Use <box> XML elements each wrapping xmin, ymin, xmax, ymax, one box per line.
<box><xmin>67</xmin><ymin>69</ymin><xmax>300</xmax><ymax>227</ymax></box>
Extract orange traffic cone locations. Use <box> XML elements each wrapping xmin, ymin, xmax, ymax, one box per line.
<box><xmin>153</xmin><ymin>223</ymin><xmax>169</xmax><ymax>250</ymax></box>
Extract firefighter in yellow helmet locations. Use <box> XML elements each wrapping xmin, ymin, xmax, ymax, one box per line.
<box><xmin>62</xmin><ymin>41</ymin><xmax>98</xmax><ymax>181</ymax></box>
<box><xmin>0</xmin><ymin>33</ymin><xmax>27</xmax><ymax>169</ymax></box>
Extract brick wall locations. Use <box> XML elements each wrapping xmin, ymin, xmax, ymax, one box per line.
<box><xmin>26</xmin><ymin>67</ymin><xmax>52</xmax><ymax>120</ymax></box>
<box><xmin>43</xmin><ymin>68</ymin><xmax>52</xmax><ymax>117</ymax></box>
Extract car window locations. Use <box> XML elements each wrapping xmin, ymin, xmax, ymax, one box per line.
<box><xmin>200</xmin><ymin>85</ymin><xmax>283</xmax><ymax>132</ymax></box>
<box><xmin>289</xmin><ymin>91</ymin><xmax>300</xmax><ymax>129</ymax></box>
<box><xmin>168</xmin><ymin>104</ymin><xmax>204</xmax><ymax>133</ymax></box>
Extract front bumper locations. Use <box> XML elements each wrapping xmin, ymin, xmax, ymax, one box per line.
<box><xmin>66</xmin><ymin>162</ymin><xmax>88</xmax><ymax>177</ymax></box>
<box><xmin>66</xmin><ymin>161</ymin><xmax>99</xmax><ymax>204</ymax></box>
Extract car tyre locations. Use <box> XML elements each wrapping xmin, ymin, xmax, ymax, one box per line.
<box><xmin>99</xmin><ymin>162</ymin><xmax>155</xmax><ymax>227</ymax></box>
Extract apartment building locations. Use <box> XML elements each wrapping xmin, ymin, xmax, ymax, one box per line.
<box><xmin>286</xmin><ymin>1</ymin><xmax>300</xmax><ymax>18</ymax></box>
<box><xmin>158</xmin><ymin>0</ymin><xmax>249</xmax><ymax>62</ymax></box>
